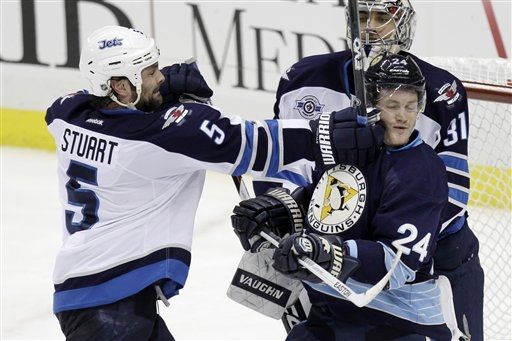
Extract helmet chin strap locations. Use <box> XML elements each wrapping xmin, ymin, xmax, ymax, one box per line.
<box><xmin>109</xmin><ymin>85</ymin><xmax>142</xmax><ymax>109</ymax></box>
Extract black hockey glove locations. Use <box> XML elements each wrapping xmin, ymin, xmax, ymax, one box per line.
<box><xmin>272</xmin><ymin>232</ymin><xmax>359</xmax><ymax>283</ymax></box>
<box><xmin>310</xmin><ymin>107</ymin><xmax>385</xmax><ymax>170</ymax></box>
<box><xmin>231</xmin><ymin>188</ymin><xmax>304</xmax><ymax>253</ymax></box>
<box><xmin>160</xmin><ymin>63</ymin><xmax>213</xmax><ymax>103</ymax></box>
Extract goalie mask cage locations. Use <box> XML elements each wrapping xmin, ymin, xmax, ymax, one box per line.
<box><xmin>424</xmin><ymin>57</ymin><xmax>511</xmax><ymax>341</ymax></box>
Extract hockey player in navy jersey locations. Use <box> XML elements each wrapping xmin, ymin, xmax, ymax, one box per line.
<box><xmin>46</xmin><ymin>25</ymin><xmax>384</xmax><ymax>340</ymax></box>
<box><xmin>253</xmin><ymin>0</ymin><xmax>483</xmax><ymax>338</ymax></box>
<box><xmin>233</xmin><ymin>53</ymin><xmax>464</xmax><ymax>340</ymax></box>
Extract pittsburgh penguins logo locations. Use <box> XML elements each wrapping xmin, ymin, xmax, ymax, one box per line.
<box><xmin>294</xmin><ymin>95</ymin><xmax>324</xmax><ymax>119</ymax></box>
<box><xmin>307</xmin><ymin>165</ymin><xmax>367</xmax><ymax>234</ymax></box>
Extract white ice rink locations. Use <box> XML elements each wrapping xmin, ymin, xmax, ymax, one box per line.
<box><xmin>1</xmin><ymin>147</ymin><xmax>286</xmax><ymax>340</ymax></box>
<box><xmin>2</xmin><ymin>147</ymin><xmax>511</xmax><ymax>340</ymax></box>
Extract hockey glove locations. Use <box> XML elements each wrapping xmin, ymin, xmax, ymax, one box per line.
<box><xmin>231</xmin><ymin>188</ymin><xmax>304</xmax><ymax>252</ymax></box>
<box><xmin>273</xmin><ymin>232</ymin><xmax>359</xmax><ymax>283</ymax></box>
<box><xmin>160</xmin><ymin>63</ymin><xmax>213</xmax><ymax>103</ymax></box>
<box><xmin>310</xmin><ymin>107</ymin><xmax>385</xmax><ymax>170</ymax></box>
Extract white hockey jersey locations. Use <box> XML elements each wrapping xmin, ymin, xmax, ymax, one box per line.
<box><xmin>46</xmin><ymin>92</ymin><xmax>315</xmax><ymax>313</ymax></box>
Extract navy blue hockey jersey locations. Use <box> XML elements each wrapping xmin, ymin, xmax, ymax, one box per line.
<box><xmin>46</xmin><ymin>92</ymin><xmax>316</xmax><ymax>313</ymax></box>
<box><xmin>304</xmin><ymin>131</ymin><xmax>454</xmax><ymax>339</ymax></box>
<box><xmin>267</xmin><ymin>50</ymin><xmax>470</xmax><ymax>238</ymax></box>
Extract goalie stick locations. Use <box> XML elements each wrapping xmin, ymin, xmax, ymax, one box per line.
<box><xmin>230</xmin><ymin>176</ymin><xmax>403</xmax><ymax>308</ymax></box>
<box><xmin>347</xmin><ymin>0</ymin><xmax>368</xmax><ymax>118</ymax></box>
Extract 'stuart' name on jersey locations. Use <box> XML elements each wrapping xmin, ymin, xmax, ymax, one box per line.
<box><xmin>61</xmin><ymin>128</ymin><xmax>118</xmax><ymax>164</ymax></box>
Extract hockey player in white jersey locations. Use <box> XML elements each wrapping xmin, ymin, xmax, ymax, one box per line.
<box><xmin>46</xmin><ymin>25</ymin><xmax>384</xmax><ymax>340</ymax></box>
<box><xmin>253</xmin><ymin>1</ymin><xmax>484</xmax><ymax>338</ymax></box>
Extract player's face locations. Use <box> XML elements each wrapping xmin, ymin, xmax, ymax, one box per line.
<box><xmin>376</xmin><ymin>88</ymin><xmax>418</xmax><ymax>147</ymax></box>
<box><xmin>136</xmin><ymin>63</ymin><xmax>165</xmax><ymax>112</ymax></box>
<box><xmin>359</xmin><ymin>10</ymin><xmax>396</xmax><ymax>43</ymax></box>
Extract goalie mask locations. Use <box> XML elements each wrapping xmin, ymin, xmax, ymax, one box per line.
<box><xmin>346</xmin><ymin>0</ymin><xmax>416</xmax><ymax>69</ymax></box>
<box><xmin>365</xmin><ymin>53</ymin><xmax>426</xmax><ymax>114</ymax></box>
<box><xmin>79</xmin><ymin>26</ymin><xmax>160</xmax><ymax>108</ymax></box>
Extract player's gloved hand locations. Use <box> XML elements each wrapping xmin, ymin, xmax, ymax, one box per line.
<box><xmin>160</xmin><ymin>63</ymin><xmax>213</xmax><ymax>103</ymax></box>
<box><xmin>231</xmin><ymin>188</ymin><xmax>304</xmax><ymax>252</ymax></box>
<box><xmin>310</xmin><ymin>107</ymin><xmax>385</xmax><ymax>170</ymax></box>
<box><xmin>272</xmin><ymin>232</ymin><xmax>348</xmax><ymax>282</ymax></box>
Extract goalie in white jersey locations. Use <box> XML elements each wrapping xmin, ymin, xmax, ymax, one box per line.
<box><xmin>46</xmin><ymin>26</ymin><xmax>384</xmax><ymax>340</ymax></box>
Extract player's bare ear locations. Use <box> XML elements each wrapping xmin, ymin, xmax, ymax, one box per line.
<box><xmin>110</xmin><ymin>78</ymin><xmax>127</xmax><ymax>93</ymax></box>
<box><xmin>110</xmin><ymin>78</ymin><xmax>134</xmax><ymax>103</ymax></box>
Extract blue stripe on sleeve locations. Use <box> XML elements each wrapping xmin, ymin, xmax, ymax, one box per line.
<box><xmin>380</xmin><ymin>243</ymin><xmax>415</xmax><ymax>290</ymax></box>
<box><xmin>345</xmin><ymin>239</ymin><xmax>358</xmax><ymax>258</ymax></box>
<box><xmin>440</xmin><ymin>216</ymin><xmax>466</xmax><ymax>237</ymax></box>
<box><xmin>266</xmin><ymin>119</ymin><xmax>280</xmax><ymax>177</ymax></box>
<box><xmin>438</xmin><ymin>154</ymin><xmax>469</xmax><ymax>173</ymax></box>
<box><xmin>274</xmin><ymin>170</ymin><xmax>310</xmax><ymax>187</ymax></box>
<box><xmin>264</xmin><ymin>120</ymin><xmax>309</xmax><ymax>187</ymax></box>
<box><xmin>53</xmin><ymin>259</ymin><xmax>189</xmax><ymax>313</ymax></box>
<box><xmin>448</xmin><ymin>187</ymin><xmax>469</xmax><ymax>205</ymax></box>
<box><xmin>233</xmin><ymin>121</ymin><xmax>254</xmax><ymax>176</ymax></box>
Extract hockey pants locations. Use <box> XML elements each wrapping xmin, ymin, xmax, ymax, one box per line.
<box><xmin>56</xmin><ymin>284</ymin><xmax>174</xmax><ymax>341</ymax></box>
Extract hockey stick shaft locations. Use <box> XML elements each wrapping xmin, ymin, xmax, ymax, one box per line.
<box><xmin>231</xmin><ymin>175</ymin><xmax>401</xmax><ymax>307</ymax></box>
<box><xmin>347</xmin><ymin>0</ymin><xmax>368</xmax><ymax>118</ymax></box>
<box><xmin>231</xmin><ymin>175</ymin><xmax>251</xmax><ymax>201</ymax></box>
<box><xmin>260</xmin><ymin>230</ymin><xmax>402</xmax><ymax>307</ymax></box>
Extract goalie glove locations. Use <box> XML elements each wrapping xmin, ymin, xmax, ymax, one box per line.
<box><xmin>231</xmin><ymin>188</ymin><xmax>304</xmax><ymax>252</ymax></box>
<box><xmin>310</xmin><ymin>107</ymin><xmax>385</xmax><ymax>170</ymax></box>
<box><xmin>272</xmin><ymin>232</ymin><xmax>360</xmax><ymax>283</ymax></box>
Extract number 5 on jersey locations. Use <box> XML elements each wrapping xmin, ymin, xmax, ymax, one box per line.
<box><xmin>392</xmin><ymin>223</ymin><xmax>431</xmax><ymax>262</ymax></box>
<box><xmin>200</xmin><ymin>120</ymin><xmax>225</xmax><ymax>144</ymax></box>
<box><xmin>65</xmin><ymin>160</ymin><xmax>99</xmax><ymax>235</ymax></box>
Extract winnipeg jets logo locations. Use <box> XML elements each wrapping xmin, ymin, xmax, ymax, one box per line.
<box><xmin>294</xmin><ymin>95</ymin><xmax>324</xmax><ymax>119</ymax></box>
<box><xmin>98</xmin><ymin>38</ymin><xmax>123</xmax><ymax>49</ymax></box>
<box><xmin>434</xmin><ymin>81</ymin><xmax>460</xmax><ymax>105</ymax></box>
<box><xmin>162</xmin><ymin>105</ymin><xmax>189</xmax><ymax>129</ymax></box>
<box><xmin>307</xmin><ymin>165</ymin><xmax>366</xmax><ymax>234</ymax></box>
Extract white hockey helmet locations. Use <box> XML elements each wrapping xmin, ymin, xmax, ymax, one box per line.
<box><xmin>79</xmin><ymin>25</ymin><xmax>160</xmax><ymax>107</ymax></box>
<box><xmin>346</xmin><ymin>0</ymin><xmax>416</xmax><ymax>66</ymax></box>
